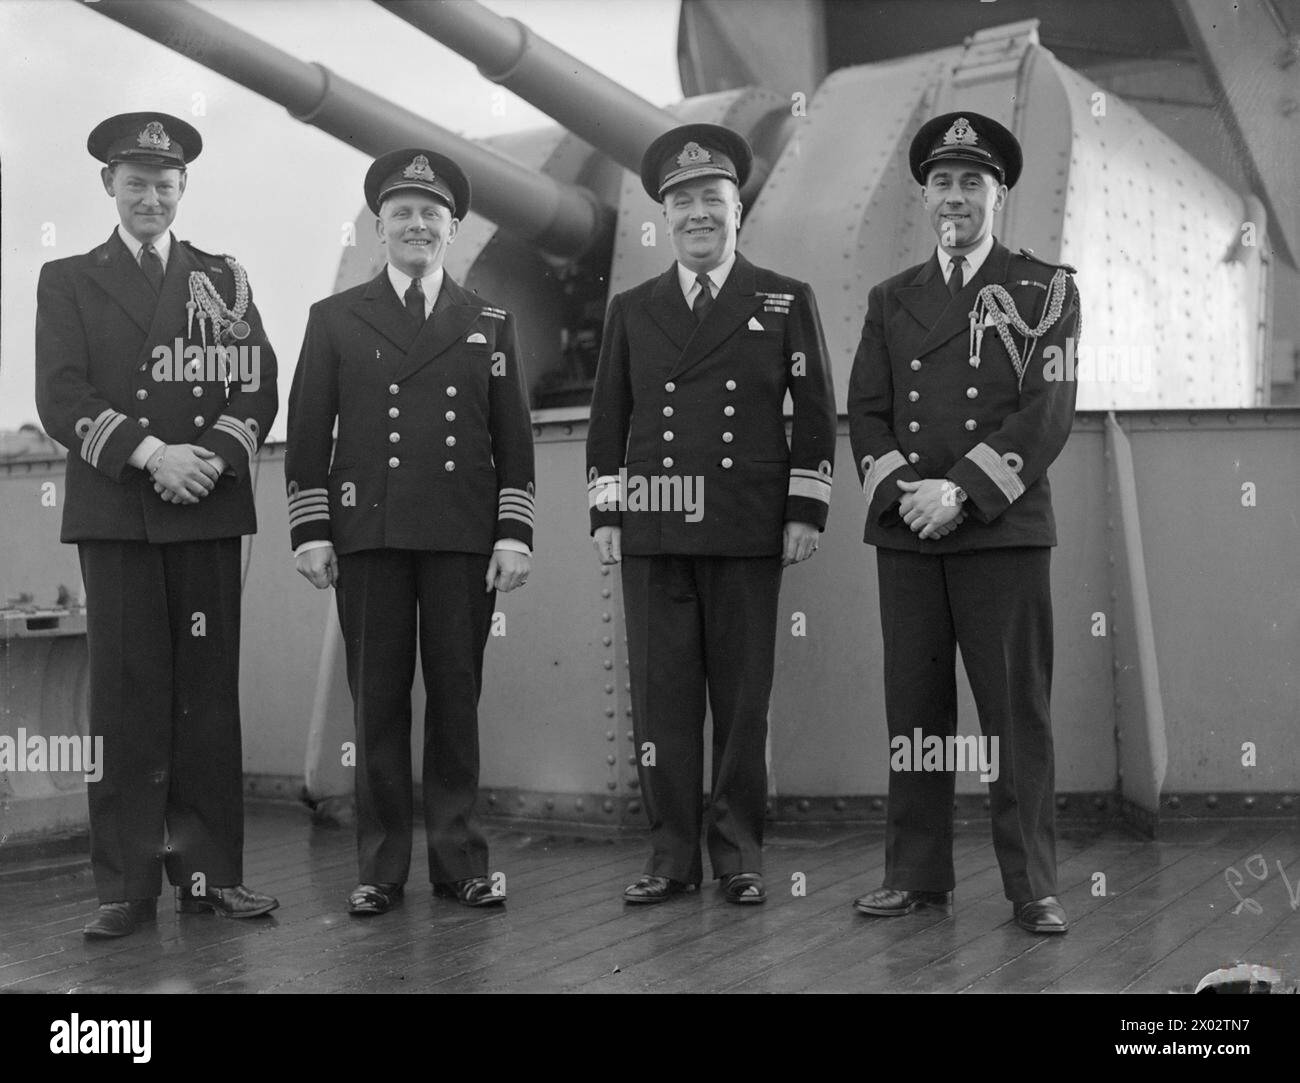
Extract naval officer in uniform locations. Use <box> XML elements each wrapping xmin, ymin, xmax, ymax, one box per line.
<box><xmin>35</xmin><ymin>112</ymin><xmax>280</xmax><ymax>938</ymax></box>
<box><xmin>587</xmin><ymin>124</ymin><xmax>837</xmax><ymax>905</ymax></box>
<box><xmin>286</xmin><ymin>149</ymin><xmax>535</xmax><ymax>913</ymax></box>
<box><xmin>847</xmin><ymin>113</ymin><xmax>1080</xmax><ymax>934</ymax></box>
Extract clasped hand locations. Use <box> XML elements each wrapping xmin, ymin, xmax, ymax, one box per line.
<box><xmin>897</xmin><ymin>478</ymin><xmax>966</xmax><ymax>540</ymax></box>
<box><xmin>151</xmin><ymin>445</ymin><xmax>225</xmax><ymax>504</ymax></box>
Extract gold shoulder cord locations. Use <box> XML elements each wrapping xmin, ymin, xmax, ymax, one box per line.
<box><xmin>186</xmin><ymin>257</ymin><xmax>252</xmax><ymax>349</ymax></box>
<box><xmin>968</xmin><ymin>269</ymin><xmax>1072</xmax><ymax>389</ymax></box>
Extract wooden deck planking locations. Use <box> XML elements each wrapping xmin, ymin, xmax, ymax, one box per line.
<box><xmin>1</xmin><ymin>804</ymin><xmax>1295</xmax><ymax>994</ymax></box>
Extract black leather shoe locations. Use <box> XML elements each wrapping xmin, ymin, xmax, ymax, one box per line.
<box><xmin>84</xmin><ymin>899</ymin><xmax>157</xmax><ymax>940</ymax></box>
<box><xmin>720</xmin><ymin>872</ymin><xmax>766</xmax><ymax>905</ymax></box>
<box><xmin>347</xmin><ymin>882</ymin><xmax>404</xmax><ymax>916</ymax></box>
<box><xmin>853</xmin><ymin>887</ymin><xmax>952</xmax><ymax>916</ymax></box>
<box><xmin>176</xmin><ymin>883</ymin><xmax>279</xmax><ymax>918</ymax></box>
<box><xmin>1013</xmin><ymin>895</ymin><xmax>1069</xmax><ymax>934</ymax></box>
<box><xmin>433</xmin><ymin>876</ymin><xmax>504</xmax><ymax>907</ymax></box>
<box><xmin>623</xmin><ymin>874</ymin><xmax>696</xmax><ymax>905</ymax></box>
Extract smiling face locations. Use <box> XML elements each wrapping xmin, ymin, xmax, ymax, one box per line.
<box><xmin>922</xmin><ymin>163</ymin><xmax>1006</xmax><ymax>254</ymax></box>
<box><xmin>375</xmin><ymin>191</ymin><xmax>458</xmax><ymax>278</ymax></box>
<box><xmin>102</xmin><ymin>162</ymin><xmax>186</xmax><ymax>243</ymax></box>
<box><xmin>663</xmin><ymin>177</ymin><xmax>742</xmax><ymax>273</ymax></box>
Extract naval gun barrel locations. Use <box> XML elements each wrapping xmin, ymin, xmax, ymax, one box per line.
<box><xmin>373</xmin><ymin>0</ymin><xmax>679</xmax><ymax>175</ymax></box>
<box><xmin>84</xmin><ymin>0</ymin><xmax>607</xmax><ymax>259</ymax></box>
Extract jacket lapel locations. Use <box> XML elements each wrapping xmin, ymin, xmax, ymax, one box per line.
<box><xmin>350</xmin><ymin>269</ymin><xmax>419</xmax><ymax>355</ymax></box>
<box><xmin>644</xmin><ymin>263</ymin><xmax>695</xmax><ymax>355</ymax></box>
<box><xmin>139</xmin><ymin>234</ymin><xmax>198</xmax><ymax>361</ymax></box>
<box><xmin>668</xmin><ymin>253</ymin><xmax>764</xmax><ymax>379</ymax></box>
<box><xmin>392</xmin><ymin>274</ymin><xmax>482</xmax><ymax>383</ymax></box>
<box><xmin>910</xmin><ymin>240</ymin><xmax>1011</xmax><ymax>358</ymax></box>
<box><xmin>84</xmin><ymin>231</ymin><xmax>155</xmax><ymax>336</ymax></box>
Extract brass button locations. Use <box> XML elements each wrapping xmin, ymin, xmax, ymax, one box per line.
<box><xmin>908</xmin><ymin>391</ymin><xmax>920</xmax><ymax>402</ymax></box>
<box><xmin>389</xmin><ymin>383</ymin><xmax>399</xmax><ymax>394</ymax></box>
<box><xmin>135</xmin><ymin>389</ymin><xmax>148</xmax><ymax>400</ymax></box>
<box><xmin>445</xmin><ymin>435</ymin><xmax>456</xmax><ymax>447</ymax></box>
<box><xmin>725</xmin><ymin>379</ymin><xmax>736</xmax><ymax>390</ymax></box>
<box><xmin>721</xmin><ymin>457</ymin><xmax>733</xmax><ymax>469</ymax></box>
<box><xmin>445</xmin><ymin>410</ymin><xmax>456</xmax><ymax>422</ymax></box>
<box><xmin>908</xmin><ymin>452</ymin><xmax>920</xmax><ymax>464</ymax></box>
<box><xmin>910</xmin><ymin>359</ymin><xmax>921</xmax><ymax>371</ymax></box>
<box><xmin>967</xmin><ymin>387</ymin><xmax>978</xmax><ymax>399</ymax></box>
<box><xmin>193</xmin><ymin>415</ymin><xmax>204</xmax><ymax>427</ymax></box>
<box><xmin>965</xmin><ymin>419</ymin><xmax>977</xmax><ymax>431</ymax></box>
<box><xmin>389</xmin><ymin>457</ymin><xmax>400</xmax><ymax>468</ymax></box>
<box><xmin>388</xmin><ymin>407</ymin><xmax>399</xmax><ymax>419</ymax></box>
<box><xmin>446</xmin><ymin>386</ymin><xmax>457</xmax><ymax>397</ymax></box>
<box><xmin>665</xmin><ymin>381</ymin><xmax>676</xmax><ymax>393</ymax></box>
<box><xmin>909</xmin><ymin>421</ymin><xmax>920</xmax><ymax>433</ymax></box>
<box><xmin>724</xmin><ymin>405</ymin><xmax>735</xmax><ymax>417</ymax></box>
<box><xmin>663</xmin><ymin>431</ymin><xmax>674</xmax><ymax>441</ymax></box>
<box><xmin>192</xmin><ymin>386</ymin><xmax>203</xmax><ymax>397</ymax></box>
<box><xmin>662</xmin><ymin>457</ymin><xmax>674</xmax><ymax>468</ymax></box>
<box><xmin>389</xmin><ymin>432</ymin><xmax>400</xmax><ymax>443</ymax></box>
<box><xmin>444</xmin><ymin>461</ymin><xmax>455</xmax><ymax>471</ymax></box>
<box><xmin>139</xmin><ymin>418</ymin><xmax>150</xmax><ymax>429</ymax></box>
<box><xmin>663</xmin><ymin>406</ymin><xmax>673</xmax><ymax>417</ymax></box>
<box><xmin>722</xmin><ymin>432</ymin><xmax>734</xmax><ymax>443</ymax></box>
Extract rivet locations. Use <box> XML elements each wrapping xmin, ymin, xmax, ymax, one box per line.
<box><xmin>603</xmin><ymin>659</ymin><xmax>613</xmax><ymax>670</ymax></box>
<box><xmin>628</xmin><ymin>801</ymin><xmax>641</xmax><ymax>814</ymax></box>
<box><xmin>797</xmin><ymin>799</ymin><xmax>810</xmax><ymax>813</ymax></box>
<box><xmin>603</xmin><ymin>799</ymin><xmax>615</xmax><ymax>813</ymax></box>
<box><xmin>606</xmin><ymin>783</ymin><xmax>617</xmax><ymax>793</ymax></box>
<box><xmin>606</xmin><ymin>730</ymin><xmax>615</xmax><ymax>741</ymax></box>
<box><xmin>575</xmin><ymin>798</ymin><xmax>585</xmax><ymax>811</ymax></box>
<box><xmin>1243</xmin><ymin>795</ymin><xmax>1256</xmax><ymax>809</ymax></box>
<box><xmin>626</xmin><ymin>731</ymin><xmax>634</xmax><ymax>741</ymax></box>
<box><xmin>833</xmin><ymin>798</ymin><xmax>846</xmax><ymax>812</ymax></box>
<box><xmin>1167</xmin><ymin>795</ymin><xmax>1181</xmax><ymax>809</ymax></box>
<box><xmin>1056</xmin><ymin>796</ymin><xmax>1068</xmax><ymax>810</ymax></box>
<box><xmin>487</xmin><ymin>793</ymin><xmax>497</xmax><ymax>805</ymax></box>
<box><xmin>871</xmin><ymin>797</ymin><xmax>884</xmax><ymax>811</ymax></box>
<box><xmin>1206</xmin><ymin>794</ymin><xmax>1219</xmax><ymax>808</ymax></box>
<box><xmin>1093</xmin><ymin>796</ymin><xmax>1107</xmax><ymax>810</ymax></box>
<box><xmin>627</xmin><ymin>754</ymin><xmax>636</xmax><ymax>766</ymax></box>
<box><xmin>545</xmin><ymin>798</ymin><xmax>555</xmax><ymax>809</ymax></box>
<box><xmin>604</xmin><ymin>708</ymin><xmax>615</xmax><ymax>718</ymax></box>
<box><xmin>606</xmin><ymin>754</ymin><xmax>616</xmax><ymax>765</ymax></box>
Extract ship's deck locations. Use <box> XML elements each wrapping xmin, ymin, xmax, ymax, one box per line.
<box><xmin>2</xmin><ymin>804</ymin><xmax>1296</xmax><ymax>994</ymax></box>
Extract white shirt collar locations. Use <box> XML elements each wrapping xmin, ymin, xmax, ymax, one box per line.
<box><xmin>387</xmin><ymin>263</ymin><xmax>445</xmax><ymax>317</ymax></box>
<box><xmin>678</xmin><ymin>252</ymin><xmax>737</xmax><ymax>302</ymax></box>
<box><xmin>937</xmin><ymin>232</ymin><xmax>994</xmax><ymax>282</ymax></box>
<box><xmin>118</xmin><ymin>224</ymin><xmax>172</xmax><ymax>268</ymax></box>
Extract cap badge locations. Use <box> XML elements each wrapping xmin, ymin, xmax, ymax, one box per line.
<box><xmin>676</xmin><ymin>141</ymin><xmax>711</xmax><ymax>168</ymax></box>
<box><xmin>942</xmin><ymin>117</ymin><xmax>978</xmax><ymax>147</ymax></box>
<box><xmin>402</xmin><ymin>154</ymin><xmax>437</xmax><ymax>182</ymax></box>
<box><xmin>137</xmin><ymin>121</ymin><xmax>172</xmax><ymax>151</ymax></box>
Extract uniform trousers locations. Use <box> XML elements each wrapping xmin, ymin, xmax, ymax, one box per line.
<box><xmin>78</xmin><ymin>538</ymin><xmax>245</xmax><ymax>902</ymax></box>
<box><xmin>335</xmin><ymin>549</ymin><xmax>494</xmax><ymax>885</ymax></box>
<box><xmin>621</xmin><ymin>554</ymin><xmax>782</xmax><ymax>885</ymax></box>
<box><xmin>876</xmin><ymin>545</ymin><xmax>1057</xmax><ymax>902</ymax></box>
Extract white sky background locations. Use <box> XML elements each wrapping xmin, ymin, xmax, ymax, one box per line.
<box><xmin>0</xmin><ymin>0</ymin><xmax>682</xmax><ymax>438</ymax></box>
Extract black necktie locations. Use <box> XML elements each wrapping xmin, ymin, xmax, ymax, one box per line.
<box><xmin>404</xmin><ymin>277</ymin><xmax>426</xmax><ymax>325</ymax></box>
<box><xmin>692</xmin><ymin>272</ymin><xmax>714</xmax><ymax>322</ymax></box>
<box><xmin>947</xmin><ymin>255</ymin><xmax>965</xmax><ymax>297</ymax></box>
<box><xmin>140</xmin><ymin>243</ymin><xmax>164</xmax><ymax>294</ymax></box>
